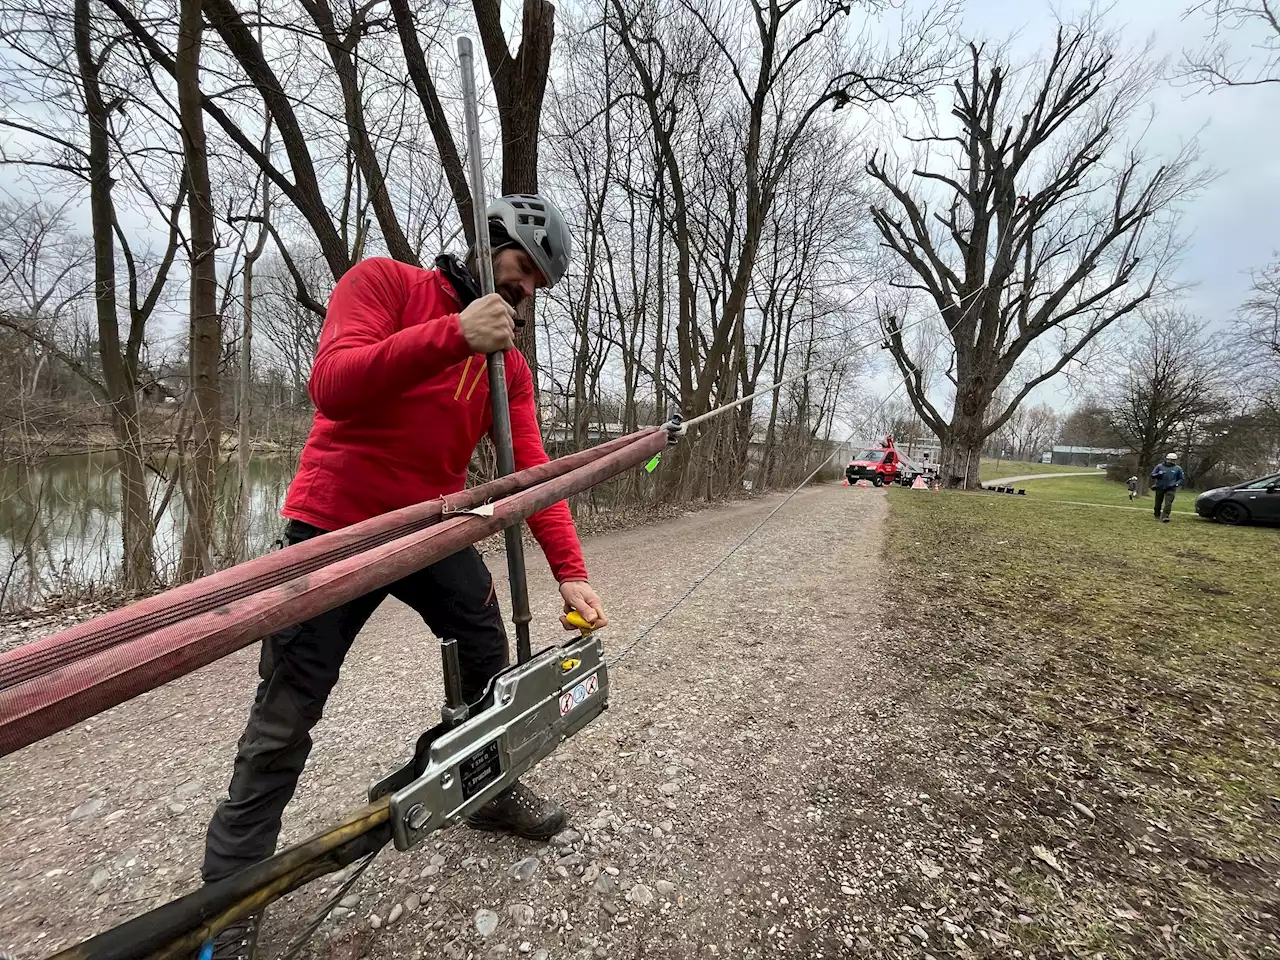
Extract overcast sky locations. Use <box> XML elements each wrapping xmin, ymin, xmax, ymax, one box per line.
<box><xmin>958</xmin><ymin>0</ymin><xmax>1280</xmax><ymax>325</ymax></box>
<box><xmin>844</xmin><ymin>0</ymin><xmax>1280</xmax><ymax>425</ymax></box>
<box><xmin>8</xmin><ymin>2</ymin><xmax>1272</xmax><ymax>333</ymax></box>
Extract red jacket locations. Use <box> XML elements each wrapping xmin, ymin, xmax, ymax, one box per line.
<box><xmin>282</xmin><ymin>257</ymin><xmax>588</xmax><ymax>583</ymax></box>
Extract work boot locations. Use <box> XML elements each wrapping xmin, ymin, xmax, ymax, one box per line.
<box><xmin>466</xmin><ymin>782</ymin><xmax>566</xmax><ymax>840</ymax></box>
<box><xmin>1162</xmin><ymin>516</ymin><xmax>1171</xmax><ymax>523</ymax></box>
<box><xmin>196</xmin><ymin>913</ymin><xmax>260</xmax><ymax>960</ymax></box>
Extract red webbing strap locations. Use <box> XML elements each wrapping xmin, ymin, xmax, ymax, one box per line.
<box><xmin>0</xmin><ymin>431</ymin><xmax>651</xmax><ymax>693</ymax></box>
<box><xmin>0</xmin><ymin>428</ymin><xmax>667</xmax><ymax>757</ymax></box>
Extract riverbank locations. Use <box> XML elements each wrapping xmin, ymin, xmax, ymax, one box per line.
<box><xmin>1</xmin><ymin>399</ymin><xmax>313</xmax><ymax>460</ymax></box>
<box><xmin>1</xmin><ymin>430</ymin><xmax>304</xmax><ymax>460</ymax></box>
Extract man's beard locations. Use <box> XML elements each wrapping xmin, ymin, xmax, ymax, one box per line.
<box><xmin>499</xmin><ymin>284</ymin><xmax>527</xmax><ymax>317</ymax></box>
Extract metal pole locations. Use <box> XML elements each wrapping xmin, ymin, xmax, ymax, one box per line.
<box><xmin>457</xmin><ymin>37</ymin><xmax>534</xmax><ymax>664</ymax></box>
<box><xmin>439</xmin><ymin>638</ymin><xmax>468</xmax><ymax>726</ymax></box>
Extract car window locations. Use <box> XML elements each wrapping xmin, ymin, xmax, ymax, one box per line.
<box><xmin>1244</xmin><ymin>475</ymin><xmax>1280</xmax><ymax>490</ymax></box>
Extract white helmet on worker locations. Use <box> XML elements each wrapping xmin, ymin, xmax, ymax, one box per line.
<box><xmin>1165</xmin><ymin>452</ymin><xmax>1178</xmax><ymax>461</ymax></box>
<box><xmin>487</xmin><ymin>194</ymin><xmax>572</xmax><ymax>288</ymax></box>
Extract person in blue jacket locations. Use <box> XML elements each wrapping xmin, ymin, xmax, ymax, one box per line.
<box><xmin>1150</xmin><ymin>453</ymin><xmax>1185</xmax><ymax>522</ymax></box>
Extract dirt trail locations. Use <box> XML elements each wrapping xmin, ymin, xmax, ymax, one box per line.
<box><xmin>0</xmin><ymin>486</ymin><xmax>933</xmax><ymax>960</ymax></box>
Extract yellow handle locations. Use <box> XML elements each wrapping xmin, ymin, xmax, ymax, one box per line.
<box><xmin>563</xmin><ymin>610</ymin><xmax>597</xmax><ymax>633</ymax></box>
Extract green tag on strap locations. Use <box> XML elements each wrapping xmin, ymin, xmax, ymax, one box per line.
<box><xmin>644</xmin><ymin>452</ymin><xmax>662</xmax><ymax>473</ymax></box>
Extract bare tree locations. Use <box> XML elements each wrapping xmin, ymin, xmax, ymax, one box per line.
<box><xmin>1240</xmin><ymin>260</ymin><xmax>1280</xmax><ymax>358</ymax></box>
<box><xmin>101</xmin><ymin>0</ymin><xmax>370</xmax><ymax>284</ymax></box>
<box><xmin>866</xmin><ymin>397</ymin><xmax>931</xmax><ymax>452</ymax></box>
<box><xmin>869</xmin><ymin>23</ymin><xmax>1205</xmax><ymax>488</ymax></box>
<box><xmin>103</xmin><ymin>0</ymin><xmax>558</xmax><ymax>380</ymax></box>
<box><xmin>256</xmin><ymin>250</ymin><xmax>327</xmax><ymax>403</ymax></box>
<box><xmin>748</xmin><ymin>138</ymin><xmax>872</xmax><ymax>489</ymax></box>
<box><xmin>0</xmin><ymin>1</ymin><xmax>187</xmax><ymax>590</ymax></box>
<box><xmin>1016</xmin><ymin>404</ymin><xmax>1060</xmax><ymax>460</ymax></box>
<box><xmin>609</xmin><ymin>0</ymin><xmax>952</xmax><ymax>496</ymax></box>
<box><xmin>1181</xmin><ymin>1</ymin><xmax>1280</xmax><ymax>89</ymax></box>
<box><xmin>176</xmin><ymin>0</ymin><xmax>222</xmax><ymax>580</ymax></box>
<box><xmin>1105</xmin><ymin>310</ymin><xmax>1224</xmax><ymax>494</ymax></box>
<box><xmin>987</xmin><ymin>402</ymin><xmax>1059</xmax><ymax>461</ymax></box>
<box><xmin>543</xmin><ymin>16</ymin><xmax>619</xmax><ymax>453</ymax></box>
<box><xmin>471</xmin><ymin>0</ymin><xmax>556</xmax><ymax>376</ymax></box>
<box><xmin>229</xmin><ymin>150</ymin><xmax>271</xmax><ymax>562</ymax></box>
<box><xmin>1059</xmin><ymin>399</ymin><xmax>1124</xmax><ymax>447</ymax></box>
<box><xmin>0</xmin><ymin>202</ymin><xmax>96</xmax><ymax>456</ymax></box>
<box><xmin>1236</xmin><ymin>259</ymin><xmax>1280</xmax><ymax>415</ymax></box>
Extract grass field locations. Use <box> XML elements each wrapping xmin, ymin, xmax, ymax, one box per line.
<box><xmin>884</xmin><ymin>483</ymin><xmax>1279</xmax><ymax>957</ymax></box>
<box><xmin>978</xmin><ymin>458</ymin><xmax>1098</xmax><ymax>481</ymax></box>
<box><xmin>1004</xmin><ymin>472</ymin><xmax>1198</xmax><ymax>514</ymax></box>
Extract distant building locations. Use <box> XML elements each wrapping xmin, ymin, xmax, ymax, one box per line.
<box><xmin>1050</xmin><ymin>444</ymin><xmax>1125</xmax><ymax>466</ymax></box>
<box><xmin>543</xmin><ymin>422</ymin><xmax>628</xmax><ymax>445</ymax></box>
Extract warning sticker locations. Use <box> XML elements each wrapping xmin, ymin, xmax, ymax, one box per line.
<box><xmin>558</xmin><ymin>672</ymin><xmax>599</xmax><ymax>716</ymax></box>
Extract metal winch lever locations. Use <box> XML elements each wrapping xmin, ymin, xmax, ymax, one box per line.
<box><xmin>368</xmin><ymin>630</ymin><xmax>610</xmax><ymax>851</ymax></box>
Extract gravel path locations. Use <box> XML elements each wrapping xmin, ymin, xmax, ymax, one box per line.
<box><xmin>0</xmin><ymin>486</ymin><xmax>938</xmax><ymax>960</ymax></box>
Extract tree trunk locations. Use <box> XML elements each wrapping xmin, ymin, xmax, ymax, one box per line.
<box><xmin>473</xmin><ymin>0</ymin><xmax>555</xmax><ymax>394</ymax></box>
<box><xmin>938</xmin><ymin>440</ymin><xmax>976</xmax><ymax>489</ymax></box>
<box><xmin>231</xmin><ymin>281</ymin><xmax>254</xmax><ymax>561</ymax></box>
<box><xmin>177</xmin><ymin>0</ymin><xmax>222</xmax><ymax>580</ymax></box>
<box><xmin>936</xmin><ymin>367</ymin><xmax>996</xmax><ymax>489</ymax></box>
<box><xmin>231</xmin><ymin>218</ymin><xmax>269</xmax><ymax>561</ymax></box>
<box><xmin>75</xmin><ymin>0</ymin><xmax>156</xmax><ymax>590</ymax></box>
<box><xmin>303</xmin><ymin>0</ymin><xmax>416</xmax><ymax>265</ymax></box>
<box><xmin>1136</xmin><ymin>437</ymin><xmax>1158</xmax><ymax>496</ymax></box>
<box><xmin>571</xmin><ymin>330</ymin><xmax>589</xmax><ymax>450</ymax></box>
<box><xmin>940</xmin><ymin>416</ymin><xmax>984</xmax><ymax>490</ymax></box>
<box><xmin>231</xmin><ymin>118</ymin><xmax>271</xmax><ymax>563</ymax></box>
<box><xmin>757</xmin><ymin>389</ymin><xmax>782</xmax><ymax>489</ymax></box>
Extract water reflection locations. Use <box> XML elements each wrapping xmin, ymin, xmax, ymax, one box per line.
<box><xmin>0</xmin><ymin>453</ymin><xmax>297</xmax><ymax>608</ymax></box>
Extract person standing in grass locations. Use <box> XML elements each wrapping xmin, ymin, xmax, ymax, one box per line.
<box><xmin>1126</xmin><ymin>475</ymin><xmax>1139</xmax><ymax>501</ymax></box>
<box><xmin>1150</xmin><ymin>453</ymin><xmax>1185</xmax><ymax>522</ymax></box>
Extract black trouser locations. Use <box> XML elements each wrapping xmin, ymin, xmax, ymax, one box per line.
<box><xmin>202</xmin><ymin>520</ymin><xmax>508</xmax><ymax>882</ymax></box>
<box><xmin>1154</xmin><ymin>488</ymin><xmax>1176</xmax><ymax>519</ymax></box>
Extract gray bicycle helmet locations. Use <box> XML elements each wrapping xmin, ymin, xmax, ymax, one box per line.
<box><xmin>486</xmin><ymin>193</ymin><xmax>572</xmax><ymax>288</ymax></box>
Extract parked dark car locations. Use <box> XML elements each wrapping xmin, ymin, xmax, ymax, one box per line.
<box><xmin>1194</xmin><ymin>473</ymin><xmax>1280</xmax><ymax>525</ymax></box>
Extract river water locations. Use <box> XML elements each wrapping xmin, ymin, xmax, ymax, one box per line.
<box><xmin>0</xmin><ymin>452</ymin><xmax>297</xmax><ymax>610</ymax></box>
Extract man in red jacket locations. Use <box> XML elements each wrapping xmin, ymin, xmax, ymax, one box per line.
<box><xmin>200</xmin><ymin>195</ymin><xmax>603</xmax><ymax>958</ymax></box>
